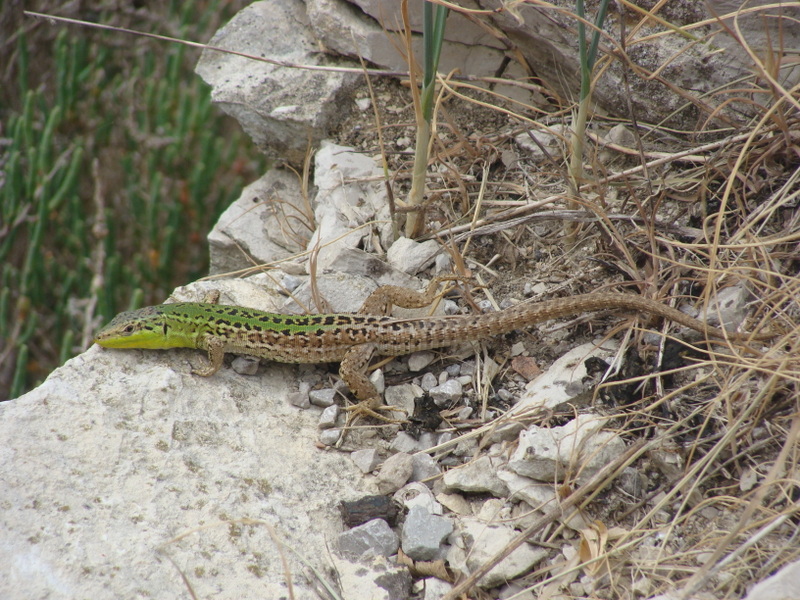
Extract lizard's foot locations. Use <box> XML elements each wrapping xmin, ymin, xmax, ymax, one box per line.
<box><xmin>334</xmin><ymin>400</ymin><xmax>407</xmax><ymax>448</ymax></box>
<box><xmin>190</xmin><ymin>363</ymin><xmax>216</xmax><ymax>377</ymax></box>
<box><xmin>342</xmin><ymin>399</ymin><xmax>407</xmax><ymax>426</ymax></box>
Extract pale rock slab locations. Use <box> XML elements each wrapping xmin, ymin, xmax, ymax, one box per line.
<box><xmin>281</xmin><ymin>271</ymin><xmax>378</xmax><ymax>314</ymax></box>
<box><xmin>0</xmin><ymin>298</ymin><xmax>372</xmax><ymax>599</ymax></box>
<box><xmin>387</xmin><ymin>237</ymin><xmax>442</xmax><ymax>274</ymax></box>
<box><xmin>475</xmin><ymin>0</ymin><xmax>798</xmax><ymax>127</ymax></box>
<box><xmin>208</xmin><ymin>168</ymin><xmax>310</xmax><ymax>275</ymax></box>
<box><xmin>457</xmin><ymin>517</ymin><xmax>548</xmax><ymax>589</ymax></box>
<box><xmin>744</xmin><ymin>558</ymin><xmax>800</xmax><ymax>600</ymax></box>
<box><xmin>332</xmin><ymin>554</ymin><xmax>412</xmax><ymax>600</ymax></box>
<box><xmin>515</xmin><ymin>341</ymin><xmax>618</xmax><ymax>414</ymax></box>
<box><xmin>508</xmin><ymin>414</ymin><xmax>626</xmax><ymax>484</ymax></box>
<box><xmin>307</xmin><ymin>141</ymin><xmax>394</xmax><ymax>273</ymax></box>
<box><xmin>307</xmin><ymin>0</ymin><xmax>541</xmax><ymax>106</ymax></box>
<box><xmin>442</xmin><ymin>455</ymin><xmax>509</xmax><ymax>498</ymax></box>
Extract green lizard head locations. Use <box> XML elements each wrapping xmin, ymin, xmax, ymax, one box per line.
<box><xmin>94</xmin><ymin>306</ymin><xmax>173</xmax><ymax>349</ymax></box>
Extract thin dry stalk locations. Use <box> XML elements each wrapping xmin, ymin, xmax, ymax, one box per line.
<box><xmin>441</xmin><ymin>438</ymin><xmax>650</xmax><ymax>600</ymax></box>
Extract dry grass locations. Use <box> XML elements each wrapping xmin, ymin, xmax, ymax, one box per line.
<box><xmin>335</xmin><ymin>3</ymin><xmax>800</xmax><ymax>598</ymax></box>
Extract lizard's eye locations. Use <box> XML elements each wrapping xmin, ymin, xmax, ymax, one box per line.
<box><xmin>123</xmin><ymin>325</ymin><xmax>135</xmax><ymax>334</ymax></box>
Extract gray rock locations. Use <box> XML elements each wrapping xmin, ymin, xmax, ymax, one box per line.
<box><xmin>477</xmin><ymin>0</ymin><xmax>796</xmax><ymax>128</ymax></box>
<box><xmin>383</xmin><ymin>384</ymin><xmax>418</xmax><ymax>420</ymax></box>
<box><xmin>434</xmin><ymin>253</ymin><xmax>452</xmax><ymax>274</ymax></box>
<box><xmin>411</xmin><ymin>452</ymin><xmax>441</xmax><ymax>485</ymax></box>
<box><xmin>333</xmin><ymin>554</ymin><xmax>411</xmax><ymax>600</ymax></box>
<box><xmin>497</xmin><ymin>469</ymin><xmax>587</xmax><ymax>530</ymax></box>
<box><xmin>282</xmin><ymin>271</ymin><xmax>377</xmax><ymax>314</ymax></box>
<box><xmin>456</xmin><ymin>407</ymin><xmax>473</xmax><ymax>421</ymax></box>
<box><xmin>436</xmin><ymin>492</ymin><xmax>472</xmax><ymax>517</ymax></box>
<box><xmin>515</xmin><ymin>342</ymin><xmax>617</xmax><ymax>413</ymax></box>
<box><xmin>390</xmin><ymin>432</ymin><xmax>420</xmax><ymax>454</ymax></box>
<box><xmin>376</xmin><ymin>453</ymin><xmax>414</xmax><ymax>494</ymax></box>
<box><xmin>307</xmin><ymin>142</ymin><xmax>390</xmax><ymax>273</ymax></box>
<box><xmin>698</xmin><ymin>283</ymin><xmax>755</xmax><ymax>333</ymax></box>
<box><xmin>321</xmin><ymin>247</ymin><xmax>419</xmax><ymax>290</ymax></box>
<box><xmin>745</xmin><ymin>558</ymin><xmax>800</xmax><ymax>600</ymax></box>
<box><xmin>442</xmin><ymin>299</ymin><xmax>459</xmax><ymax>315</ymax></box>
<box><xmin>458</xmin><ymin>517</ymin><xmax>548</xmax><ymax>589</ymax></box>
<box><xmin>280</xmin><ymin>273</ymin><xmax>303</xmax><ymax>292</ymax></box>
<box><xmin>231</xmin><ymin>355</ymin><xmax>260</xmax><ymax>375</ymax></box>
<box><xmin>195</xmin><ymin>0</ymin><xmax>358</xmax><ymax>166</ymax></box>
<box><xmin>444</xmin><ymin>364</ymin><xmax>461</xmax><ymax>378</ymax></box>
<box><xmin>408</xmin><ymin>351</ymin><xmax>436</xmax><ymax>373</ymax></box>
<box><xmin>387</xmin><ymin>237</ymin><xmax>441</xmax><ymax>274</ymax></box>
<box><xmin>442</xmin><ymin>455</ymin><xmax>509</xmax><ymax>498</ymax></box>
<box><xmin>508</xmin><ymin>414</ymin><xmax>626</xmax><ymax>484</ymax></box>
<box><xmin>394</xmin><ymin>482</ymin><xmax>440</xmax><ymax>513</ymax></box>
<box><xmin>618</xmin><ymin>467</ymin><xmax>645</xmax><ymax>500</ymax></box>
<box><xmin>486</xmin><ymin>421</ymin><xmax>525</xmax><ymax>443</ymax></box>
<box><xmin>417</xmin><ymin>432</ymin><xmax>440</xmax><ymax>451</ymax></box>
<box><xmin>319</xmin><ymin>427</ymin><xmax>343</xmax><ymax>446</ymax></box>
<box><xmin>307</xmin><ymin>0</ymin><xmax>539</xmax><ymax>107</ymax></box>
<box><xmin>351</xmin><ymin>448</ymin><xmax>381</xmax><ymax>474</ymax></box>
<box><xmin>497</xmin><ymin>469</ymin><xmax>556</xmax><ymax>507</ymax></box>
<box><xmin>514</xmin><ymin>124</ymin><xmax>570</xmax><ymax>161</ymax></box>
<box><xmin>459</xmin><ymin>361</ymin><xmax>476</xmax><ymax>376</ymax></box>
<box><xmin>401</xmin><ymin>506</ymin><xmax>453</xmax><ymax>561</ymax></box>
<box><xmin>497</xmin><ymin>582</ymin><xmax>537</xmax><ymax>600</ymax></box>
<box><xmin>422</xmin><ymin>577</ymin><xmax>454</xmax><ymax>600</ymax></box>
<box><xmin>318</xmin><ymin>404</ymin><xmax>340</xmax><ymax>429</ymax></box>
<box><xmin>420</xmin><ymin>372</ymin><xmax>438</xmax><ymax>392</ymax></box>
<box><xmin>309</xmin><ymin>387</ymin><xmax>337</xmax><ymax>407</ymax></box>
<box><xmin>429</xmin><ymin>380</ymin><xmax>464</xmax><ymax>407</ymax></box>
<box><xmin>288</xmin><ymin>389</ymin><xmax>312</xmax><ymax>409</ymax></box>
<box><xmin>336</xmin><ymin>518</ymin><xmax>399</xmax><ymax>561</ymax></box>
<box><xmin>369</xmin><ymin>368</ymin><xmax>385</xmax><ymax>395</ymax></box>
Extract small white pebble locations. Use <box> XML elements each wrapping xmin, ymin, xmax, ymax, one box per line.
<box><xmin>231</xmin><ymin>356</ymin><xmax>260</xmax><ymax>375</ymax></box>
<box><xmin>318</xmin><ymin>405</ymin><xmax>340</xmax><ymax>429</ymax></box>
<box><xmin>318</xmin><ymin>428</ymin><xmax>342</xmax><ymax>446</ymax></box>
<box><xmin>420</xmin><ymin>372</ymin><xmax>438</xmax><ymax>392</ymax></box>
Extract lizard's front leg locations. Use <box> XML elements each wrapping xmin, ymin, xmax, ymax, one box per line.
<box><xmin>191</xmin><ymin>335</ymin><xmax>225</xmax><ymax>377</ymax></box>
<box><xmin>201</xmin><ymin>290</ymin><xmax>221</xmax><ymax>304</ymax></box>
<box><xmin>339</xmin><ymin>343</ymin><xmax>405</xmax><ymax>423</ymax></box>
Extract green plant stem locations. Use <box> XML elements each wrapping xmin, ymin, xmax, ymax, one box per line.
<box><xmin>404</xmin><ymin>0</ymin><xmax>448</xmax><ymax>238</ymax></box>
<box><xmin>566</xmin><ymin>0</ymin><xmax>610</xmax><ymax>245</ymax></box>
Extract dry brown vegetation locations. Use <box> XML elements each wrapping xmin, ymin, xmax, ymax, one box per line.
<box><xmin>335</xmin><ymin>3</ymin><xmax>800</xmax><ymax>598</ymax></box>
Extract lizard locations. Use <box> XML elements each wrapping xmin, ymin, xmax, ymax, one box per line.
<box><xmin>93</xmin><ymin>278</ymin><xmax>768</xmax><ymax>420</ymax></box>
